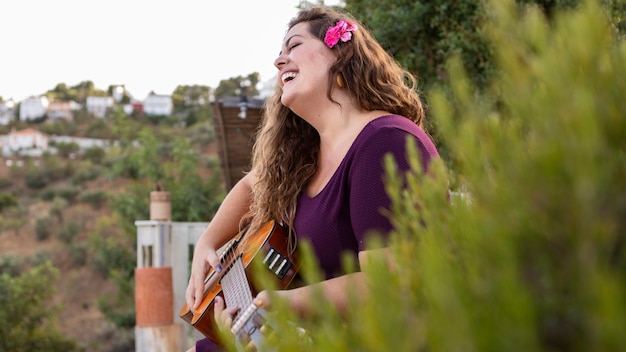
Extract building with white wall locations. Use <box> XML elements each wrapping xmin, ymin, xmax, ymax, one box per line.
<box><xmin>143</xmin><ymin>92</ymin><xmax>173</xmax><ymax>116</ymax></box>
<box><xmin>1</xmin><ymin>128</ymin><xmax>49</xmax><ymax>155</ymax></box>
<box><xmin>19</xmin><ymin>96</ymin><xmax>49</xmax><ymax>121</ymax></box>
<box><xmin>0</xmin><ymin>100</ymin><xmax>16</xmax><ymax>125</ymax></box>
<box><xmin>86</xmin><ymin>96</ymin><xmax>114</xmax><ymax>118</ymax></box>
<box><xmin>47</xmin><ymin>100</ymin><xmax>81</xmax><ymax>121</ymax></box>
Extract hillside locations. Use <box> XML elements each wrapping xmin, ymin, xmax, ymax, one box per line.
<box><xmin>0</xmin><ymin>110</ymin><xmax>222</xmax><ymax>351</ymax></box>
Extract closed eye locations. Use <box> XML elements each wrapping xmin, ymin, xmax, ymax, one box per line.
<box><xmin>289</xmin><ymin>43</ymin><xmax>301</xmax><ymax>51</ymax></box>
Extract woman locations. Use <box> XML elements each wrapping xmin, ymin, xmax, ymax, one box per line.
<box><xmin>186</xmin><ymin>6</ymin><xmax>440</xmax><ymax>351</ymax></box>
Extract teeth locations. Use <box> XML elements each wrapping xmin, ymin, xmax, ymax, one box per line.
<box><xmin>281</xmin><ymin>72</ymin><xmax>297</xmax><ymax>85</ymax></box>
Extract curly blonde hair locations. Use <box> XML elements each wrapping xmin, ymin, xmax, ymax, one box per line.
<box><xmin>241</xmin><ymin>7</ymin><xmax>425</xmax><ymax>251</ymax></box>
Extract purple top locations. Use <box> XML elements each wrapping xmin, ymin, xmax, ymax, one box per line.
<box><xmin>294</xmin><ymin>115</ymin><xmax>439</xmax><ymax>278</ymax></box>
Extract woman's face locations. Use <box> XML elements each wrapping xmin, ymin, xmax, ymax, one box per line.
<box><xmin>274</xmin><ymin>22</ymin><xmax>337</xmax><ymax>110</ymax></box>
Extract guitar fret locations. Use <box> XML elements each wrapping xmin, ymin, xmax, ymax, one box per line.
<box><xmin>222</xmin><ymin>257</ymin><xmax>253</xmax><ymax>315</ymax></box>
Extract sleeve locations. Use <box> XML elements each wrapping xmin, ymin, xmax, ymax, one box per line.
<box><xmin>349</xmin><ymin>127</ymin><xmax>432</xmax><ymax>251</ymax></box>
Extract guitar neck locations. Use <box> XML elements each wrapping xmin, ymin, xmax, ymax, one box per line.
<box><xmin>221</xmin><ymin>256</ymin><xmax>254</xmax><ymax>317</ymax></box>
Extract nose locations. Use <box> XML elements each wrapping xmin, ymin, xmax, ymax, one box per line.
<box><xmin>274</xmin><ymin>52</ymin><xmax>287</xmax><ymax>70</ymax></box>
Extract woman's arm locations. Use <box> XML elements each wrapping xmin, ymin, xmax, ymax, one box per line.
<box><xmin>272</xmin><ymin>248</ymin><xmax>392</xmax><ymax>316</ymax></box>
<box><xmin>186</xmin><ymin>172</ymin><xmax>255</xmax><ymax>312</ymax></box>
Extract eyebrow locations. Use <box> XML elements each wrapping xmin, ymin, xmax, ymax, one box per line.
<box><xmin>279</xmin><ymin>34</ymin><xmax>304</xmax><ymax>55</ymax></box>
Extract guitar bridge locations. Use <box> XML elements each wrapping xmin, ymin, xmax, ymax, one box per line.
<box><xmin>262</xmin><ymin>247</ymin><xmax>293</xmax><ymax>280</ymax></box>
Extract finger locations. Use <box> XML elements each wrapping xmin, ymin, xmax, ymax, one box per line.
<box><xmin>185</xmin><ymin>284</ymin><xmax>195</xmax><ymax>312</ymax></box>
<box><xmin>206</xmin><ymin>250</ymin><xmax>222</xmax><ymax>272</ymax></box>
<box><xmin>255</xmin><ymin>290</ymin><xmax>272</xmax><ymax>310</ymax></box>
<box><xmin>213</xmin><ymin>295</ymin><xmax>225</xmax><ymax>318</ymax></box>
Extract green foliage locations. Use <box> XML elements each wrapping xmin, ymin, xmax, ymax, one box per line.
<box><xmin>263</xmin><ymin>1</ymin><xmax>626</xmax><ymax>351</ymax></box>
<box><xmin>82</xmin><ymin>146</ymin><xmax>107</xmax><ymax>164</ymax></box>
<box><xmin>49</xmin><ymin>197</ymin><xmax>68</xmax><ymax>224</ymax></box>
<box><xmin>0</xmin><ymin>192</ymin><xmax>18</xmax><ymax>212</ymax></box>
<box><xmin>0</xmin><ymin>262</ymin><xmax>78</xmax><ymax>351</ymax></box>
<box><xmin>345</xmin><ymin>0</ymin><xmax>626</xmax><ymax>90</ymax></box>
<box><xmin>35</xmin><ymin>217</ymin><xmax>53</xmax><ymax>241</ymax></box>
<box><xmin>54</xmin><ymin>221</ymin><xmax>81</xmax><ymax>244</ymax></box>
<box><xmin>87</xmin><ymin>215</ymin><xmax>135</xmax><ymax>278</ymax></box>
<box><xmin>25</xmin><ymin>168</ymin><xmax>52</xmax><ymax>189</ymax></box>
<box><xmin>71</xmin><ymin>163</ymin><xmax>102</xmax><ymax>184</ymax></box>
<box><xmin>46</xmin><ymin>80</ymin><xmax>107</xmax><ymax>104</ymax></box>
<box><xmin>54</xmin><ymin>141</ymin><xmax>80</xmax><ymax>158</ymax></box>
<box><xmin>84</xmin><ymin>118</ymin><xmax>113</xmax><ymax>139</ymax></box>
<box><xmin>0</xmin><ymin>253</ymin><xmax>24</xmax><ymax>276</ymax></box>
<box><xmin>172</xmin><ymin>84</ymin><xmax>212</xmax><ymax>110</ymax></box>
<box><xmin>47</xmin><ymin>185</ymin><xmax>80</xmax><ymax>203</ymax></box>
<box><xmin>79</xmin><ymin>190</ymin><xmax>108</xmax><ymax>209</ymax></box>
<box><xmin>0</xmin><ymin>177</ymin><xmax>13</xmax><ymax>190</ymax></box>
<box><xmin>97</xmin><ymin>269</ymin><xmax>136</xmax><ymax>329</ymax></box>
<box><xmin>38</xmin><ymin>119</ymin><xmax>78</xmax><ymax>136</ymax></box>
<box><xmin>25</xmin><ymin>155</ymin><xmax>75</xmax><ymax>190</ymax></box>
<box><xmin>214</xmin><ymin>72</ymin><xmax>261</xmax><ymax>97</ymax></box>
<box><xmin>0</xmin><ymin>206</ymin><xmax>28</xmax><ymax>236</ymax></box>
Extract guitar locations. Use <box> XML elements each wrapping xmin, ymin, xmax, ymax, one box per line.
<box><xmin>179</xmin><ymin>220</ymin><xmax>299</xmax><ymax>348</ymax></box>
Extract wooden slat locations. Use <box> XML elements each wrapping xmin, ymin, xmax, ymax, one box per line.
<box><xmin>212</xmin><ymin>98</ymin><xmax>265</xmax><ymax>191</ymax></box>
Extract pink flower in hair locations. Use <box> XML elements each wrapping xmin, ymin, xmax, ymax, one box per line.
<box><xmin>324</xmin><ymin>20</ymin><xmax>358</xmax><ymax>48</ymax></box>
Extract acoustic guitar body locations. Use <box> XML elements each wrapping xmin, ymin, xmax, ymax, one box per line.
<box><xmin>179</xmin><ymin>221</ymin><xmax>298</xmax><ymax>343</ymax></box>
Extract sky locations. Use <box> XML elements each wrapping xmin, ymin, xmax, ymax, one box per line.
<box><xmin>0</xmin><ymin>0</ymin><xmax>339</xmax><ymax>102</ymax></box>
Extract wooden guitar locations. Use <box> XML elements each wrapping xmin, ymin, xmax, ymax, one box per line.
<box><xmin>179</xmin><ymin>220</ymin><xmax>299</xmax><ymax>348</ymax></box>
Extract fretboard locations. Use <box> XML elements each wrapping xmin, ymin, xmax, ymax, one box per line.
<box><xmin>221</xmin><ymin>256</ymin><xmax>253</xmax><ymax>316</ymax></box>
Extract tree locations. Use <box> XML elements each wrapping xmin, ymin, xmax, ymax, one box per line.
<box><xmin>172</xmin><ymin>84</ymin><xmax>212</xmax><ymax>110</ymax></box>
<box><xmin>0</xmin><ymin>262</ymin><xmax>78</xmax><ymax>351</ymax></box>
<box><xmin>345</xmin><ymin>0</ymin><xmax>626</xmax><ymax>90</ymax></box>
<box><xmin>0</xmin><ymin>192</ymin><xmax>17</xmax><ymax>212</ymax></box>
<box><xmin>214</xmin><ymin>72</ymin><xmax>261</xmax><ymax>98</ymax></box>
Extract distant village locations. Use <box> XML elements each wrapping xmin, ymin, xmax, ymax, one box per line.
<box><xmin>0</xmin><ymin>86</ymin><xmax>188</xmax><ymax>161</ymax></box>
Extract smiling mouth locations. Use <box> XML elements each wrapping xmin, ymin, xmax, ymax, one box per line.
<box><xmin>281</xmin><ymin>72</ymin><xmax>297</xmax><ymax>85</ymax></box>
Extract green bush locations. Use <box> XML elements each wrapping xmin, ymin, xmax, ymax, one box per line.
<box><xmin>0</xmin><ymin>254</ymin><xmax>23</xmax><ymax>277</ymax></box>
<box><xmin>57</xmin><ymin>185</ymin><xmax>80</xmax><ymax>202</ymax></box>
<box><xmin>256</xmin><ymin>1</ymin><xmax>626</xmax><ymax>351</ymax></box>
<box><xmin>0</xmin><ymin>177</ymin><xmax>12</xmax><ymax>190</ymax></box>
<box><xmin>68</xmin><ymin>242</ymin><xmax>88</xmax><ymax>267</ymax></box>
<box><xmin>0</xmin><ymin>192</ymin><xmax>18</xmax><ymax>212</ymax></box>
<box><xmin>79</xmin><ymin>190</ymin><xmax>108</xmax><ymax>209</ymax></box>
<box><xmin>71</xmin><ymin>164</ymin><xmax>102</xmax><ymax>184</ymax></box>
<box><xmin>35</xmin><ymin>217</ymin><xmax>53</xmax><ymax>241</ymax></box>
<box><xmin>0</xmin><ymin>262</ymin><xmax>78</xmax><ymax>351</ymax></box>
<box><xmin>25</xmin><ymin>169</ymin><xmax>51</xmax><ymax>189</ymax></box>
<box><xmin>54</xmin><ymin>222</ymin><xmax>80</xmax><ymax>244</ymax></box>
<box><xmin>82</xmin><ymin>146</ymin><xmax>107</xmax><ymax>164</ymax></box>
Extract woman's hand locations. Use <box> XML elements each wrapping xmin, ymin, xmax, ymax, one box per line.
<box><xmin>185</xmin><ymin>245</ymin><xmax>222</xmax><ymax>313</ymax></box>
<box><xmin>213</xmin><ymin>295</ymin><xmax>240</xmax><ymax>332</ymax></box>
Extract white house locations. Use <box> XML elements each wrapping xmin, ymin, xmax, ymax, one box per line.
<box><xmin>1</xmin><ymin>128</ymin><xmax>49</xmax><ymax>155</ymax></box>
<box><xmin>0</xmin><ymin>100</ymin><xmax>16</xmax><ymax>125</ymax></box>
<box><xmin>47</xmin><ymin>100</ymin><xmax>81</xmax><ymax>121</ymax></box>
<box><xmin>20</xmin><ymin>96</ymin><xmax>49</xmax><ymax>121</ymax></box>
<box><xmin>86</xmin><ymin>96</ymin><xmax>114</xmax><ymax>118</ymax></box>
<box><xmin>143</xmin><ymin>92</ymin><xmax>173</xmax><ymax>116</ymax></box>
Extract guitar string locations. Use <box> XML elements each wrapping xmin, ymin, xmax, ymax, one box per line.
<box><xmin>221</xmin><ymin>256</ymin><xmax>253</xmax><ymax>317</ymax></box>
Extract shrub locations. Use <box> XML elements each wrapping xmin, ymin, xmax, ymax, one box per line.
<box><xmin>0</xmin><ymin>177</ymin><xmax>12</xmax><ymax>190</ymax></box>
<box><xmin>35</xmin><ymin>217</ymin><xmax>53</xmax><ymax>241</ymax></box>
<box><xmin>255</xmin><ymin>1</ymin><xmax>626</xmax><ymax>352</ymax></box>
<box><xmin>54</xmin><ymin>185</ymin><xmax>80</xmax><ymax>203</ymax></box>
<box><xmin>68</xmin><ymin>242</ymin><xmax>88</xmax><ymax>267</ymax></box>
<box><xmin>0</xmin><ymin>192</ymin><xmax>18</xmax><ymax>212</ymax></box>
<box><xmin>79</xmin><ymin>190</ymin><xmax>108</xmax><ymax>209</ymax></box>
<box><xmin>0</xmin><ymin>254</ymin><xmax>23</xmax><ymax>277</ymax></box>
<box><xmin>0</xmin><ymin>262</ymin><xmax>78</xmax><ymax>351</ymax></box>
<box><xmin>71</xmin><ymin>164</ymin><xmax>102</xmax><ymax>184</ymax></box>
<box><xmin>54</xmin><ymin>222</ymin><xmax>81</xmax><ymax>244</ymax></box>
<box><xmin>25</xmin><ymin>169</ymin><xmax>51</xmax><ymax>189</ymax></box>
<box><xmin>82</xmin><ymin>146</ymin><xmax>107</xmax><ymax>164</ymax></box>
